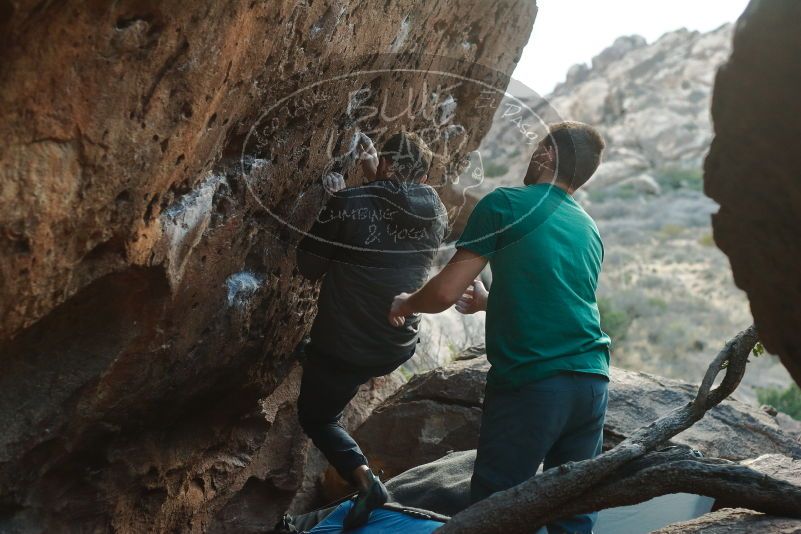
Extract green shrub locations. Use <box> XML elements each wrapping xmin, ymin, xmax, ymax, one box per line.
<box><xmin>484</xmin><ymin>161</ymin><xmax>510</xmax><ymax>178</ymax></box>
<box><xmin>659</xmin><ymin>223</ymin><xmax>685</xmax><ymax>239</ymax></box>
<box><xmin>615</xmin><ymin>183</ymin><xmax>639</xmax><ymax>200</ymax></box>
<box><xmin>757</xmin><ymin>383</ymin><xmax>801</xmax><ymax>421</ymax></box>
<box><xmin>397</xmin><ymin>366</ymin><xmax>414</xmax><ymax>381</ymax></box>
<box><xmin>598</xmin><ymin>297</ymin><xmax>632</xmax><ymax>343</ymax></box>
<box><xmin>587</xmin><ymin>188</ymin><xmax>610</xmax><ymax>203</ymax></box>
<box><xmin>646</xmin><ymin>297</ymin><xmax>668</xmax><ymax>312</ymax></box>
<box><xmin>698</xmin><ymin>232</ymin><xmax>715</xmax><ymax>247</ymax></box>
<box><xmin>654</xmin><ymin>166</ymin><xmax>703</xmax><ymax>191</ymax></box>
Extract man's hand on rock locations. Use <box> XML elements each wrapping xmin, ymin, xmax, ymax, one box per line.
<box><xmin>357</xmin><ymin>133</ymin><xmax>379</xmax><ymax>180</ymax></box>
<box><xmin>455</xmin><ymin>279</ymin><xmax>488</xmax><ymax>315</ymax></box>
<box><xmin>322</xmin><ymin>171</ymin><xmax>346</xmax><ymax>194</ymax></box>
<box><xmin>356</xmin><ymin>132</ymin><xmax>377</xmax><ymax>159</ymax></box>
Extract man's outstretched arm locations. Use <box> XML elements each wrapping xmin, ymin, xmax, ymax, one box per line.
<box><xmin>388</xmin><ymin>248</ymin><xmax>488</xmax><ymax>326</ymax></box>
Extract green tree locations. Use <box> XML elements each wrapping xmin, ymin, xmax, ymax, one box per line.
<box><xmin>757</xmin><ymin>383</ymin><xmax>801</xmax><ymax>421</ymax></box>
<box><xmin>483</xmin><ymin>161</ymin><xmax>510</xmax><ymax>178</ymax></box>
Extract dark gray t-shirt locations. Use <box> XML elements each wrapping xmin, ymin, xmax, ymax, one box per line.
<box><xmin>297</xmin><ymin>180</ymin><xmax>448</xmax><ymax>366</ymax></box>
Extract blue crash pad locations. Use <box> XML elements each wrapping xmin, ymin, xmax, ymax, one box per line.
<box><xmin>308</xmin><ymin>501</ymin><xmax>445</xmax><ymax>533</ymax></box>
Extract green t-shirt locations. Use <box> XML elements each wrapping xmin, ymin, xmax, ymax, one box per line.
<box><xmin>456</xmin><ymin>184</ymin><xmax>610</xmax><ymax>390</ymax></box>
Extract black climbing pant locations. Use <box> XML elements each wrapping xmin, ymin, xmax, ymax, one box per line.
<box><xmin>297</xmin><ymin>343</ymin><xmax>410</xmax><ymax>483</ymax></box>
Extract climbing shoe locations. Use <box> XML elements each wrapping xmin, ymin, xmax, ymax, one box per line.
<box><xmin>342</xmin><ymin>470</ymin><xmax>389</xmax><ymax>530</ymax></box>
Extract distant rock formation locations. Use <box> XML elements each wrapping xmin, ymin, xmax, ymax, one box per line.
<box><xmin>461</xmin><ymin>22</ymin><xmax>734</xmax><ymax>208</ymax></box>
<box><xmin>0</xmin><ymin>2</ymin><xmax>537</xmax><ymax>531</ymax></box>
<box><xmin>546</xmin><ymin>26</ymin><xmax>732</xmax><ymax>178</ymax></box>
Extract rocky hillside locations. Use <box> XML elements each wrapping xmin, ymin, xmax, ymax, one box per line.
<box><xmin>0</xmin><ymin>2</ymin><xmax>536</xmax><ymax>531</ymax></box>
<box><xmin>450</xmin><ymin>23</ymin><xmax>794</xmax><ymax>399</ymax></box>
<box><xmin>479</xmin><ymin>26</ymin><xmax>732</xmax><ymax>193</ymax></box>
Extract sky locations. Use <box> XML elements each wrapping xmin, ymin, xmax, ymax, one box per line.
<box><xmin>513</xmin><ymin>0</ymin><xmax>752</xmax><ymax>96</ymax></box>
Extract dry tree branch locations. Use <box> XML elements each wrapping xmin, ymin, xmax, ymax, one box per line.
<box><xmin>536</xmin><ymin>447</ymin><xmax>801</xmax><ymax>527</ymax></box>
<box><xmin>438</xmin><ymin>326</ymin><xmax>771</xmax><ymax>534</ymax></box>
<box><xmin>695</xmin><ymin>326</ymin><xmax>754</xmax><ymax>408</ymax></box>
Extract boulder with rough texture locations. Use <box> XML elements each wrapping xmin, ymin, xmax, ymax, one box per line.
<box><xmin>652</xmin><ymin>508</ymin><xmax>801</xmax><ymax>534</ymax></box>
<box><xmin>355</xmin><ymin>354</ymin><xmax>801</xmax><ymax>478</ymax></box>
<box><xmin>740</xmin><ymin>454</ymin><xmax>801</xmax><ymax>487</ymax></box>
<box><xmin>705</xmin><ymin>0</ymin><xmax>801</xmax><ymax>388</ymax></box>
<box><xmin>355</xmin><ymin>355</ymin><xmax>488</xmax><ymax>478</ymax></box>
<box><xmin>0</xmin><ymin>1</ymin><xmax>537</xmax><ymax>531</ymax></box>
<box><xmin>601</xmin><ymin>367</ymin><xmax>801</xmax><ymax>460</ymax></box>
<box><xmin>209</xmin><ymin>366</ymin><xmax>405</xmax><ymax>533</ymax></box>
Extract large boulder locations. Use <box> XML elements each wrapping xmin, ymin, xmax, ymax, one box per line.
<box><xmin>0</xmin><ymin>2</ymin><xmax>537</xmax><ymax>531</ymax></box>
<box><xmin>741</xmin><ymin>454</ymin><xmax>801</xmax><ymax>486</ymax></box>
<box><xmin>355</xmin><ymin>355</ymin><xmax>487</xmax><ymax>478</ymax></box>
<box><xmin>705</xmin><ymin>0</ymin><xmax>801</xmax><ymax>388</ymax></box>
<box><xmin>653</xmin><ymin>508</ymin><xmax>801</xmax><ymax>534</ymax></box>
<box><xmin>602</xmin><ymin>367</ymin><xmax>801</xmax><ymax>460</ymax></box>
<box><xmin>355</xmin><ymin>353</ymin><xmax>801</xmax><ymax>478</ymax></box>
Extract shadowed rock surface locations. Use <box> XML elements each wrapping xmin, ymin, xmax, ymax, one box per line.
<box><xmin>705</xmin><ymin>0</ymin><xmax>801</xmax><ymax>388</ymax></box>
<box><xmin>355</xmin><ymin>354</ymin><xmax>801</xmax><ymax>479</ymax></box>
<box><xmin>0</xmin><ymin>2</ymin><xmax>537</xmax><ymax>531</ymax></box>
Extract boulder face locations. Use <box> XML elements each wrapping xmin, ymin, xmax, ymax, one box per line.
<box><xmin>705</xmin><ymin>0</ymin><xmax>801</xmax><ymax>388</ymax></box>
<box><xmin>355</xmin><ymin>355</ymin><xmax>487</xmax><ymax>479</ymax></box>
<box><xmin>0</xmin><ymin>2</ymin><xmax>537</xmax><ymax>531</ymax></box>
<box><xmin>355</xmin><ymin>354</ymin><xmax>801</xmax><ymax>479</ymax></box>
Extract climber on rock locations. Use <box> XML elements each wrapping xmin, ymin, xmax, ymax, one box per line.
<box><xmin>388</xmin><ymin>121</ymin><xmax>611</xmax><ymax>534</ymax></box>
<box><xmin>295</xmin><ymin>131</ymin><xmax>448</xmax><ymax>529</ymax></box>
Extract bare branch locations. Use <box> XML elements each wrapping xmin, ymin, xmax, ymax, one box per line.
<box><xmin>539</xmin><ymin>458</ymin><xmax>801</xmax><ymax>527</ymax></box>
<box><xmin>704</xmin><ymin>325</ymin><xmax>758</xmax><ymax>407</ymax></box>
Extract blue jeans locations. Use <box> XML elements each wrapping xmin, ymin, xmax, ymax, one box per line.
<box><xmin>471</xmin><ymin>372</ymin><xmax>609</xmax><ymax>534</ymax></box>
